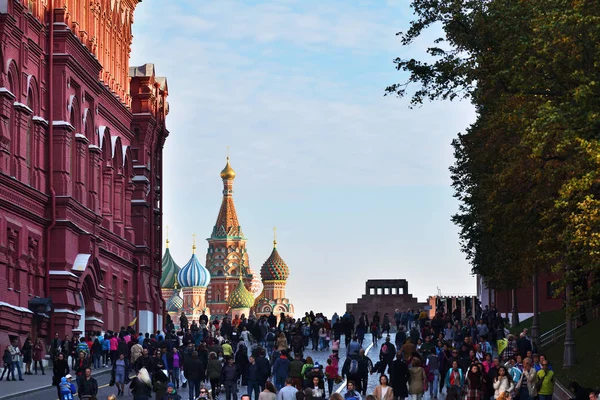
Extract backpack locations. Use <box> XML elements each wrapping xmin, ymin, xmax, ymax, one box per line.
<box><xmin>348</xmin><ymin>359</ymin><xmax>359</xmax><ymax>375</ymax></box>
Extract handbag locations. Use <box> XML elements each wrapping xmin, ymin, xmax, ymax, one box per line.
<box><xmin>535</xmin><ymin>373</ymin><xmax>545</xmax><ymax>392</ymax></box>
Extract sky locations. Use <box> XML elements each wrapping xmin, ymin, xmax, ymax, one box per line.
<box><xmin>129</xmin><ymin>0</ymin><xmax>477</xmax><ymax>318</ymax></box>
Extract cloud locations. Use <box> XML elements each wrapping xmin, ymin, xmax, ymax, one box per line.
<box><xmin>129</xmin><ymin>0</ymin><xmax>477</xmax><ymax>315</ymax></box>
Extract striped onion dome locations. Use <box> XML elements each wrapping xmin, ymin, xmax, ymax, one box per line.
<box><xmin>227</xmin><ymin>276</ymin><xmax>255</xmax><ymax>309</ymax></box>
<box><xmin>166</xmin><ymin>290</ymin><xmax>183</xmax><ymax>313</ymax></box>
<box><xmin>177</xmin><ymin>253</ymin><xmax>211</xmax><ymax>288</ymax></box>
<box><xmin>160</xmin><ymin>247</ymin><xmax>181</xmax><ymax>289</ymax></box>
<box><xmin>260</xmin><ymin>243</ymin><xmax>289</xmax><ymax>281</ymax></box>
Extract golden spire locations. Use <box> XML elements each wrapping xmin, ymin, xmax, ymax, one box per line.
<box><xmin>165</xmin><ymin>225</ymin><xmax>170</xmax><ymax>248</ymax></box>
<box><xmin>192</xmin><ymin>233</ymin><xmax>196</xmax><ymax>254</ymax></box>
<box><xmin>220</xmin><ymin>149</ymin><xmax>236</xmax><ymax>180</ymax></box>
<box><xmin>273</xmin><ymin>226</ymin><xmax>277</xmax><ymax>248</ymax></box>
<box><xmin>173</xmin><ymin>275</ymin><xmax>179</xmax><ymax>290</ymax></box>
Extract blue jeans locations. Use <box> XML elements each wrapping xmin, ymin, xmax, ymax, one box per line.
<box><xmin>519</xmin><ymin>386</ymin><xmax>530</xmax><ymax>400</ymax></box>
<box><xmin>93</xmin><ymin>353</ymin><xmax>101</xmax><ymax>369</ymax></box>
<box><xmin>247</xmin><ymin>380</ymin><xmax>260</xmax><ymax>400</ymax></box>
<box><xmin>11</xmin><ymin>361</ymin><xmax>23</xmax><ymax>380</ymax></box>
<box><xmin>430</xmin><ymin>371</ymin><xmax>440</xmax><ymax>398</ymax></box>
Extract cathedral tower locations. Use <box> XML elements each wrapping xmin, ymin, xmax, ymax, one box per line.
<box><xmin>205</xmin><ymin>158</ymin><xmax>257</xmax><ymax>315</ymax></box>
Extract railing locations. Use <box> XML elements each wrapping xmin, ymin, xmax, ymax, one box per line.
<box><xmin>539</xmin><ymin>303</ymin><xmax>600</xmax><ymax>348</ymax></box>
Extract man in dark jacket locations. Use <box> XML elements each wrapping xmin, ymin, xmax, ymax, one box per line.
<box><xmin>256</xmin><ymin>349</ymin><xmax>271</xmax><ymax>390</ymax></box>
<box><xmin>78</xmin><ymin>368</ymin><xmax>98</xmax><ymax>398</ymax></box>
<box><xmin>221</xmin><ymin>357</ymin><xmax>240</xmax><ymax>400</ymax></box>
<box><xmin>288</xmin><ymin>353</ymin><xmax>305</xmax><ymax>390</ymax></box>
<box><xmin>358</xmin><ymin>348</ymin><xmax>372</xmax><ymax>395</ymax></box>
<box><xmin>379</xmin><ymin>336</ymin><xmax>396</xmax><ymax>374</ymax></box>
<box><xmin>183</xmin><ymin>351</ymin><xmax>205</xmax><ymax>400</ymax></box>
<box><xmin>135</xmin><ymin>348</ymin><xmax>154</xmax><ymax>373</ymax></box>
<box><xmin>247</xmin><ymin>356</ymin><xmax>260</xmax><ymax>400</ymax></box>
<box><xmin>516</xmin><ymin>333</ymin><xmax>532</xmax><ymax>358</ymax></box>
<box><xmin>390</xmin><ymin>352</ymin><xmax>409</xmax><ymax>400</ymax></box>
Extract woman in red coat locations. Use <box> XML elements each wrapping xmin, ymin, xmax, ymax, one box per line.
<box><xmin>33</xmin><ymin>338</ymin><xmax>45</xmax><ymax>375</ymax></box>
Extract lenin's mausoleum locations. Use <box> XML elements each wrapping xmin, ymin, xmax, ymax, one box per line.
<box><xmin>0</xmin><ymin>0</ymin><xmax>169</xmax><ymax>348</ymax></box>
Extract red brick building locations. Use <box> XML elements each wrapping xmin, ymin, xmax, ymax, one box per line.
<box><xmin>0</xmin><ymin>0</ymin><xmax>169</xmax><ymax>347</ymax></box>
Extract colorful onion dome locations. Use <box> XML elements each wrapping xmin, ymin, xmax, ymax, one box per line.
<box><xmin>160</xmin><ymin>246</ymin><xmax>181</xmax><ymax>289</ymax></box>
<box><xmin>227</xmin><ymin>276</ymin><xmax>255</xmax><ymax>309</ymax></box>
<box><xmin>220</xmin><ymin>157</ymin><xmax>236</xmax><ymax>180</ymax></box>
<box><xmin>247</xmin><ymin>265</ymin><xmax>264</xmax><ymax>299</ymax></box>
<box><xmin>166</xmin><ymin>290</ymin><xmax>183</xmax><ymax>313</ymax></box>
<box><xmin>178</xmin><ymin>251</ymin><xmax>211</xmax><ymax>288</ymax></box>
<box><xmin>260</xmin><ymin>241</ymin><xmax>290</xmax><ymax>281</ymax></box>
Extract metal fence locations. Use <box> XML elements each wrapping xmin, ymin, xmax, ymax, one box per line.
<box><xmin>539</xmin><ymin>303</ymin><xmax>599</xmax><ymax>348</ymax></box>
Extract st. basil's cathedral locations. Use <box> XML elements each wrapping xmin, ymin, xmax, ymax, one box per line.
<box><xmin>160</xmin><ymin>158</ymin><xmax>295</xmax><ymax>326</ymax></box>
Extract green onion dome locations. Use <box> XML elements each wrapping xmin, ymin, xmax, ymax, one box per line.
<box><xmin>160</xmin><ymin>247</ymin><xmax>181</xmax><ymax>289</ymax></box>
<box><xmin>227</xmin><ymin>276</ymin><xmax>255</xmax><ymax>309</ymax></box>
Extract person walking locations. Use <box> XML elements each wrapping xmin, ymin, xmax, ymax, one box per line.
<box><xmin>0</xmin><ymin>346</ymin><xmax>14</xmax><ymax>381</ymax></box>
<box><xmin>259</xmin><ymin>382</ymin><xmax>277</xmax><ymax>400</ymax></box>
<box><xmin>8</xmin><ymin>339</ymin><xmax>24</xmax><ymax>381</ymax></box>
<box><xmin>390</xmin><ymin>351</ymin><xmax>409</xmax><ymax>400</ymax></box>
<box><xmin>129</xmin><ymin>367</ymin><xmax>153</xmax><ymax>400</ymax></box>
<box><xmin>184</xmin><ymin>351</ymin><xmax>204</xmax><ymax>400</ymax></box>
<box><xmin>33</xmin><ymin>338</ymin><xmax>45</xmax><ymax>375</ymax></box>
<box><xmin>247</xmin><ymin>355</ymin><xmax>261</xmax><ymax>400</ymax></box>
<box><xmin>111</xmin><ymin>352</ymin><xmax>130</xmax><ymax>396</ymax></box>
<box><xmin>22</xmin><ymin>338</ymin><xmax>32</xmax><ymax>375</ymax></box>
<box><xmin>276</xmin><ymin>378</ymin><xmax>298</xmax><ymax>400</ymax></box>
<box><xmin>463</xmin><ymin>364</ymin><xmax>484</xmax><ymax>400</ymax></box>
<box><xmin>373</xmin><ymin>374</ymin><xmax>394</xmax><ymax>400</ymax></box>
<box><xmin>520</xmin><ymin>357</ymin><xmax>537</xmax><ymax>400</ymax></box>
<box><xmin>78</xmin><ymin>368</ymin><xmax>98</xmax><ymax>399</ymax></box>
<box><xmin>207</xmin><ymin>352</ymin><xmax>222</xmax><ymax>399</ymax></box>
<box><xmin>493</xmin><ymin>366</ymin><xmax>514</xmax><ymax>400</ymax></box>
<box><xmin>536</xmin><ymin>360</ymin><xmax>555</xmax><ymax>400</ymax></box>
<box><xmin>221</xmin><ymin>357</ymin><xmax>240</xmax><ymax>400</ymax></box>
<box><xmin>53</xmin><ymin>352</ymin><xmax>70</xmax><ymax>399</ymax></box>
<box><xmin>378</xmin><ymin>337</ymin><xmax>396</xmax><ymax>375</ymax></box>
<box><xmin>408</xmin><ymin>358</ymin><xmax>426</xmax><ymax>400</ymax></box>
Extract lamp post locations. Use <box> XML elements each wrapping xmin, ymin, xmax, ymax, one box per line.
<box><xmin>563</xmin><ymin>266</ymin><xmax>576</xmax><ymax>367</ymax></box>
<box><xmin>531</xmin><ymin>273</ymin><xmax>540</xmax><ymax>351</ymax></box>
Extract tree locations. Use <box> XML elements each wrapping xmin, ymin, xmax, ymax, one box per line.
<box><xmin>388</xmin><ymin>0</ymin><xmax>600</xmax><ymax>351</ymax></box>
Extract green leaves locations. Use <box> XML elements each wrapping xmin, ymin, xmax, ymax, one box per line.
<box><xmin>392</xmin><ymin>0</ymin><xmax>600</xmax><ymax>306</ymax></box>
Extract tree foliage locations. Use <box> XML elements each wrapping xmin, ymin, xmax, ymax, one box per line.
<box><xmin>389</xmin><ymin>0</ymin><xmax>600</xmax><ymax>305</ymax></box>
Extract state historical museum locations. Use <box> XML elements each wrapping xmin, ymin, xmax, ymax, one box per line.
<box><xmin>0</xmin><ymin>0</ymin><xmax>169</xmax><ymax>346</ymax></box>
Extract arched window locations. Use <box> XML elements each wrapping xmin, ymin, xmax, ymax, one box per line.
<box><xmin>7</xmin><ymin>72</ymin><xmax>15</xmax><ymax>176</ymax></box>
<box><xmin>25</xmin><ymin>89</ymin><xmax>33</xmax><ymax>169</ymax></box>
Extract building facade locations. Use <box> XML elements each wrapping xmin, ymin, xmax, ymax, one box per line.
<box><xmin>346</xmin><ymin>279</ymin><xmax>427</xmax><ymax>316</ymax></box>
<box><xmin>477</xmin><ymin>274</ymin><xmax>564</xmax><ymax>321</ymax></box>
<box><xmin>0</xmin><ymin>0</ymin><xmax>169</xmax><ymax>347</ymax></box>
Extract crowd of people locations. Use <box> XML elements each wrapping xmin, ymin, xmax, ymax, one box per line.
<box><xmin>0</xmin><ymin>305</ymin><xmax>597</xmax><ymax>400</ymax></box>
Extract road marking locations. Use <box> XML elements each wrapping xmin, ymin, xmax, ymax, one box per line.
<box><xmin>335</xmin><ymin>340</ymin><xmax>376</xmax><ymax>394</ymax></box>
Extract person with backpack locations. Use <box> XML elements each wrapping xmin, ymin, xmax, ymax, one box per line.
<box><xmin>379</xmin><ymin>336</ymin><xmax>396</xmax><ymax>375</ymax></box>
<box><xmin>342</xmin><ymin>354</ymin><xmax>362</xmax><ymax>393</ymax></box>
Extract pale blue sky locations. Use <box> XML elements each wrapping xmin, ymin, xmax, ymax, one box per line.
<box><xmin>129</xmin><ymin>0</ymin><xmax>477</xmax><ymax>317</ymax></box>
